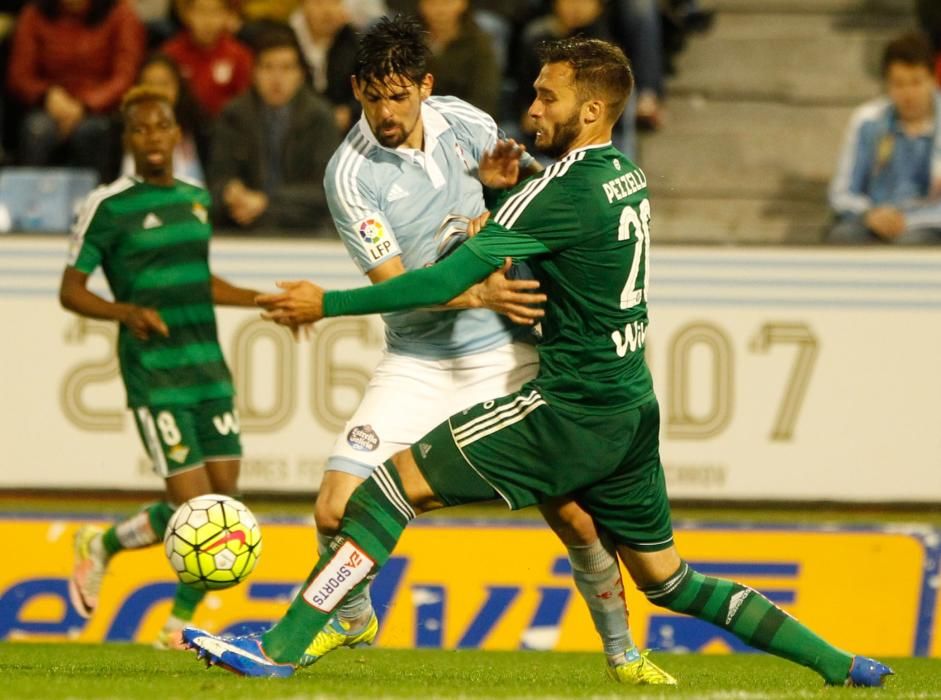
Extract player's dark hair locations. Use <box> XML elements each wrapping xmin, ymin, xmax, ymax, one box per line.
<box><xmin>536</xmin><ymin>37</ymin><xmax>634</xmax><ymax>122</ymax></box>
<box><xmin>121</xmin><ymin>85</ymin><xmax>176</xmax><ymax>127</ymax></box>
<box><xmin>139</xmin><ymin>53</ymin><xmax>204</xmax><ymax>137</ymax></box>
<box><xmin>353</xmin><ymin>14</ymin><xmax>430</xmax><ymax>89</ymax></box>
<box><xmin>881</xmin><ymin>31</ymin><xmax>935</xmax><ymax>76</ymax></box>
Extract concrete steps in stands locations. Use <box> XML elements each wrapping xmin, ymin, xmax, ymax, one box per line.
<box><xmin>666</xmin><ymin>12</ymin><xmax>907</xmax><ymax>105</ymax></box>
<box><xmin>640</xmin><ymin>1</ymin><xmax>918</xmax><ymax>243</ymax></box>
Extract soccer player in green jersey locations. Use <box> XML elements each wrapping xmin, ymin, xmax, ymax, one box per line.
<box><xmin>60</xmin><ymin>86</ymin><xmax>261</xmax><ymax>649</ymax></box>
<box><xmin>184</xmin><ymin>39</ymin><xmax>893</xmax><ymax>687</ymax></box>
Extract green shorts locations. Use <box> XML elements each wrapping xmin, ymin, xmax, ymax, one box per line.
<box><xmin>132</xmin><ymin>397</ymin><xmax>242</xmax><ymax>477</ymax></box>
<box><xmin>412</xmin><ymin>388</ymin><xmax>673</xmax><ymax>551</ymax></box>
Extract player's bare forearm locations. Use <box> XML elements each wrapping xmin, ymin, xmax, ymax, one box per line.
<box><xmin>60</xmin><ymin>266</ymin><xmax>169</xmax><ymax>340</ymax></box>
<box><xmin>256</xmin><ymin>280</ymin><xmax>326</xmax><ymax>327</ymax></box>
<box><xmin>211</xmin><ymin>275</ymin><xmax>260</xmax><ymax>307</ymax></box>
<box><xmin>59</xmin><ymin>266</ymin><xmax>133</xmax><ymax>323</ymax></box>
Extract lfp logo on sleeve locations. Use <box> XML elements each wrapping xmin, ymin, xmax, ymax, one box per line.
<box><xmin>358</xmin><ymin>217</ymin><xmax>394</xmax><ymax>261</ymax></box>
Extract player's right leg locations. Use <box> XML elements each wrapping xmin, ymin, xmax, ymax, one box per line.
<box><xmin>156</xmin><ymin>399</ymin><xmax>243</xmax><ymax>649</ymax></box>
<box><xmin>301</xmin><ymin>351</ymin><xmax>471</xmax><ymax>666</ymax></box>
<box><xmin>301</xmin><ymin>470</ymin><xmax>379</xmax><ymax>665</ymax></box>
<box><xmin>185</xmin><ymin>447</ymin><xmax>463</xmax><ymax>674</ymax></box>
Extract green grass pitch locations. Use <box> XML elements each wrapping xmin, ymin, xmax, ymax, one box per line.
<box><xmin>1</xmin><ymin>644</ymin><xmax>938</xmax><ymax>699</ymax></box>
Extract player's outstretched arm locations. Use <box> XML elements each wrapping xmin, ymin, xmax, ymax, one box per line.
<box><xmin>257</xmin><ymin>246</ymin><xmax>498</xmax><ymax>327</ymax></box>
<box><xmin>211</xmin><ymin>274</ymin><xmax>262</xmax><ymax>307</ymax></box>
<box><xmin>59</xmin><ymin>266</ymin><xmax>169</xmax><ymax>341</ymax></box>
<box><xmin>257</xmin><ymin>280</ymin><xmax>327</xmax><ymax>327</ymax></box>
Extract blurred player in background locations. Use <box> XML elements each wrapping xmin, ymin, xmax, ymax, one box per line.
<box><xmin>297</xmin><ymin>15</ymin><xmax>674</xmax><ymax>685</ymax></box>
<box><xmin>59</xmin><ymin>85</ymin><xmax>260</xmax><ymax>649</ymax></box>
<box><xmin>190</xmin><ymin>37</ymin><xmax>893</xmax><ymax>689</ymax></box>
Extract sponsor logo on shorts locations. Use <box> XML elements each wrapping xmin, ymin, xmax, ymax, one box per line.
<box><xmin>192</xmin><ymin>202</ymin><xmax>208</xmax><ymax>224</ymax></box>
<box><xmin>168</xmin><ymin>445</ymin><xmax>190</xmax><ymax>463</ymax></box>
<box><xmin>419</xmin><ymin>442</ymin><xmax>432</xmax><ymax>458</ymax></box>
<box><xmin>302</xmin><ymin>540</ymin><xmax>375</xmax><ymax>612</ymax></box>
<box><xmin>347</xmin><ymin>425</ymin><xmax>380</xmax><ymax>452</ymax></box>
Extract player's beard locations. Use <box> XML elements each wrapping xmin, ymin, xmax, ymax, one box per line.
<box><xmin>536</xmin><ymin>110</ymin><xmax>582</xmax><ymax>159</ymax></box>
<box><xmin>375</xmin><ymin>119</ymin><xmax>409</xmax><ymax>148</ymax></box>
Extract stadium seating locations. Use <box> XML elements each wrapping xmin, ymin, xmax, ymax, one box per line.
<box><xmin>0</xmin><ymin>167</ymin><xmax>98</xmax><ymax>233</ymax></box>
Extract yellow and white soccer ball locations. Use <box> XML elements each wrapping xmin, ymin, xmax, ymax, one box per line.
<box><xmin>163</xmin><ymin>494</ymin><xmax>262</xmax><ymax>590</ymax></box>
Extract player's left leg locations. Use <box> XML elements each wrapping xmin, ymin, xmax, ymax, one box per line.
<box><xmin>621</xmin><ymin>545</ymin><xmax>891</xmax><ymax>687</ymax></box>
<box><xmin>537</xmin><ymin>497</ymin><xmax>673</xmax><ymax>685</ymax></box>
<box><xmin>154</xmin><ymin>400</ymin><xmax>243</xmax><ymax>648</ymax></box>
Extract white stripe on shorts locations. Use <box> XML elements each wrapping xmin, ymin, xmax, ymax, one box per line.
<box><xmin>453</xmin><ymin>391</ymin><xmax>546</xmax><ymax>448</ymax></box>
<box><xmin>136</xmin><ymin>407</ymin><xmax>169</xmax><ymax>477</ymax></box>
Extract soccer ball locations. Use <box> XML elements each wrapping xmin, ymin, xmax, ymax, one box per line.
<box><xmin>163</xmin><ymin>494</ymin><xmax>262</xmax><ymax>590</ymax></box>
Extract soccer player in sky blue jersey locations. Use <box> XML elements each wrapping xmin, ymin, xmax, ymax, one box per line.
<box><xmin>187</xmin><ymin>36</ymin><xmax>892</xmax><ymax>689</ymax></box>
<box><xmin>295</xmin><ymin>16</ymin><xmax>669</xmax><ymax>684</ymax></box>
<box><xmin>60</xmin><ymin>86</ymin><xmax>260</xmax><ymax>650</ymax></box>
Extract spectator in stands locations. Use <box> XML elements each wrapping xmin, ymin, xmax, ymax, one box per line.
<box><xmin>612</xmin><ymin>0</ymin><xmax>664</xmax><ymax>130</ymax></box>
<box><xmin>121</xmin><ymin>53</ymin><xmax>209</xmax><ymax>182</ymax></box>
<box><xmin>418</xmin><ymin>0</ymin><xmax>501</xmax><ymax>117</ymax></box>
<box><xmin>208</xmin><ymin>28</ymin><xmax>339</xmax><ymax>233</ymax></box>
<box><xmin>8</xmin><ymin>0</ymin><xmax>146</xmax><ymax>181</ymax></box>
<box><xmin>516</xmin><ymin>0</ymin><xmax>635</xmax><ymax>156</ymax></box>
<box><xmin>162</xmin><ymin>0</ymin><xmax>252</xmax><ymax>117</ymax></box>
<box><xmin>289</xmin><ymin>0</ymin><xmax>359</xmax><ymax>132</ymax></box>
<box><xmin>828</xmin><ymin>32</ymin><xmax>941</xmax><ymax>244</ymax></box>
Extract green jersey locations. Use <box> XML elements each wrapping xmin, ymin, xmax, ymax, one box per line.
<box><xmin>466</xmin><ymin>143</ymin><xmax>653</xmax><ymax>414</ymax></box>
<box><xmin>68</xmin><ymin>175</ymin><xmax>233</xmax><ymax>408</ymax></box>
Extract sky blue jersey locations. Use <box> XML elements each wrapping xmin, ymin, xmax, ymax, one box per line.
<box><xmin>325</xmin><ymin>96</ymin><xmax>533</xmax><ymax>359</ymax></box>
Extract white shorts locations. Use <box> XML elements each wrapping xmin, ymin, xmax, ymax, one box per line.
<box><xmin>327</xmin><ymin>342</ymin><xmax>539</xmax><ymax>478</ymax></box>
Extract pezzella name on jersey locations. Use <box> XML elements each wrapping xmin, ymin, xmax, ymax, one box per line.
<box><xmin>611</xmin><ymin>320</ymin><xmax>647</xmax><ymax>357</ymax></box>
<box><xmin>602</xmin><ymin>168</ymin><xmax>647</xmax><ymax>203</ymax></box>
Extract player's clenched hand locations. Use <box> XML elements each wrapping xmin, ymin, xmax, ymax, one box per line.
<box><xmin>466</xmin><ymin>210</ymin><xmax>490</xmax><ymax>238</ymax></box>
<box><xmin>474</xmin><ymin>258</ymin><xmax>546</xmax><ymax>325</ymax></box>
<box><xmin>478</xmin><ymin>139</ymin><xmax>526</xmax><ymax>189</ymax></box>
<box><xmin>256</xmin><ymin>280</ymin><xmax>326</xmax><ymax>328</ymax></box>
<box><xmin>122</xmin><ymin>306</ymin><xmax>169</xmax><ymax>341</ymax></box>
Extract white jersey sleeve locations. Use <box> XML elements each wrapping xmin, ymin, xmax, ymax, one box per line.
<box><xmin>325</xmin><ymin>131</ymin><xmax>403</xmax><ymax>273</ymax></box>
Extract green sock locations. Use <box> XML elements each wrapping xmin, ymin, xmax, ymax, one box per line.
<box><xmin>644</xmin><ymin>562</ymin><xmax>853</xmax><ymax>684</ymax></box>
<box><xmin>102</xmin><ymin>501</ymin><xmax>175</xmax><ymax>556</ymax></box>
<box><xmin>171</xmin><ymin>582</ymin><xmax>207</xmax><ymax>621</ymax></box>
<box><xmin>262</xmin><ymin>462</ymin><xmax>415</xmax><ymax>663</ymax></box>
